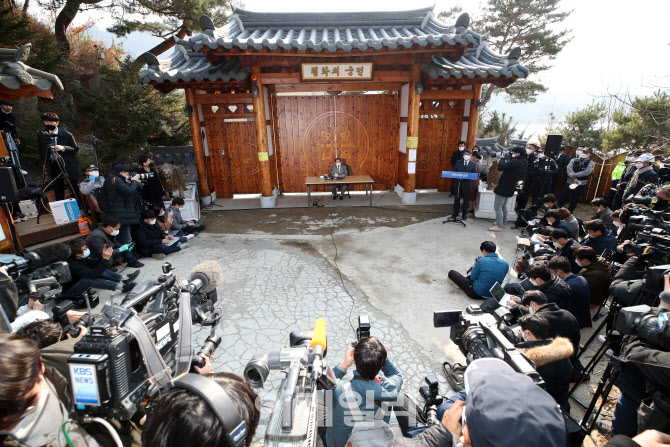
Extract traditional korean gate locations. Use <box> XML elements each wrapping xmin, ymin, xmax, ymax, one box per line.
<box><xmin>205</xmin><ymin>119</ymin><xmax>260</xmax><ymax>196</ymax></box>
<box><xmin>415</xmin><ymin>100</ymin><xmax>465</xmax><ymax>191</ymax></box>
<box><xmin>275</xmin><ymin>94</ymin><xmax>398</xmax><ymax>192</ymax></box>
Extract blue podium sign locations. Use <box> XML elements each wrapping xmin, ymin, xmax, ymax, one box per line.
<box><xmin>441</xmin><ymin>171</ymin><xmax>479</xmax><ymax>180</ymax></box>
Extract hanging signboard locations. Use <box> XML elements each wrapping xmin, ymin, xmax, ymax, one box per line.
<box><xmin>301</xmin><ymin>63</ymin><xmax>373</xmax><ymax>81</ymax></box>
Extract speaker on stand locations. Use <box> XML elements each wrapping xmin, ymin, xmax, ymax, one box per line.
<box><xmin>545</xmin><ymin>134</ymin><xmax>564</xmax><ymax>159</ymax></box>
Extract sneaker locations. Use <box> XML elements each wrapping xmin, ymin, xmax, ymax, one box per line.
<box><xmin>185</xmin><ymin>234</ymin><xmax>195</xmax><ymax>241</ymax></box>
<box><xmin>122</xmin><ymin>281</ymin><xmax>137</xmax><ymax>293</ymax></box>
<box><xmin>332</xmin><ymin>194</ymin><xmax>338</xmax><ymax>199</ymax></box>
<box><xmin>123</xmin><ymin>270</ymin><xmax>140</xmax><ymax>283</ymax></box>
<box><xmin>127</xmin><ymin>260</ymin><xmax>144</xmax><ymax>268</ymax></box>
<box><xmin>488</xmin><ymin>225</ymin><xmax>503</xmax><ymax>232</ymax></box>
<box><xmin>152</xmin><ymin>253</ymin><xmax>166</xmax><ymax>260</ymax></box>
<box><xmin>193</xmin><ymin>231</ymin><xmax>200</xmax><ymax>237</ymax></box>
<box><xmin>180</xmin><ymin>243</ymin><xmax>191</xmax><ymax>249</ymax></box>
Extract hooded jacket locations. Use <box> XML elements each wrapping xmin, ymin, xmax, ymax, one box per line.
<box><xmin>494</xmin><ymin>155</ymin><xmax>528</xmax><ymax>197</ymax></box>
<box><xmin>578</xmin><ymin>257</ymin><xmax>611</xmax><ymax>306</ymax></box>
<box><xmin>103</xmin><ymin>171</ymin><xmax>143</xmax><ymax>225</ymax></box>
<box><xmin>518</xmin><ymin>337</ymin><xmax>574</xmax><ymax>409</ymax></box>
<box><xmin>133</xmin><ymin>221</ymin><xmax>167</xmax><ymax>256</ymax></box>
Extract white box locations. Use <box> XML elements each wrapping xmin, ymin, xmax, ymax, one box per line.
<box><xmin>18</xmin><ymin>200</ymin><xmax>38</xmax><ymax>218</ymax></box>
<box><xmin>50</xmin><ymin>199</ymin><xmax>81</xmax><ymax>225</ymax></box>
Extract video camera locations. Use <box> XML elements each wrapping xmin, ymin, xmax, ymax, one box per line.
<box><xmin>351</xmin><ymin>315</ymin><xmax>371</xmax><ymax>347</ymax></box>
<box><xmin>67</xmin><ymin>261</ymin><xmax>223</xmax><ymax>421</ymax></box>
<box><xmin>434</xmin><ymin>305</ymin><xmax>544</xmax><ymax>385</ymax></box>
<box><xmin>243</xmin><ymin>318</ymin><xmax>335</xmax><ymax>446</ymax></box>
<box><xmin>418</xmin><ymin>375</ymin><xmax>444</xmax><ymax>425</ymax></box>
<box><xmin>616</xmin><ymin>305</ymin><xmax>670</xmax><ymax>349</ymax></box>
<box><xmin>130</xmin><ymin>171</ymin><xmax>156</xmax><ymax>182</ymax></box>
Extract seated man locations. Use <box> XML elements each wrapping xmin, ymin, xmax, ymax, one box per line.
<box><xmin>330</xmin><ymin>157</ymin><xmax>349</xmax><ymax>200</ymax></box>
<box><xmin>448</xmin><ymin>241</ymin><xmax>509</xmax><ymax>300</ymax></box>
<box><xmin>142</xmin><ymin>372</ymin><xmax>260</xmax><ymax>447</ymax></box>
<box><xmin>575</xmin><ymin>246</ymin><xmax>612</xmax><ymax>307</ymax></box>
<box><xmin>511</xmin><ymin>263</ymin><xmax>572</xmax><ymax>311</ymax></box>
<box><xmin>549</xmin><ymin>228</ymin><xmax>582</xmax><ymax>273</ymax></box>
<box><xmin>591</xmin><ymin>197</ymin><xmax>615</xmax><ymax>231</ymax></box>
<box><xmin>134</xmin><ymin>209</ymin><xmax>189</xmax><ymax>259</ymax></box>
<box><xmin>64</xmin><ymin>238</ymin><xmax>138</xmax><ymax>296</ymax></box>
<box><xmin>546</xmin><ymin>256</ymin><xmax>592</xmax><ymax>328</ymax></box>
<box><xmin>558</xmin><ymin>207</ymin><xmax>580</xmax><ymax>239</ymax></box>
<box><xmin>86</xmin><ymin>214</ymin><xmax>143</xmax><ymax>268</ymax></box>
<box><xmin>583</xmin><ymin>219</ymin><xmax>617</xmax><ymax>255</ymax></box>
<box><xmin>515</xmin><ymin>314</ymin><xmax>574</xmax><ymax>410</ymax></box>
<box><xmin>520</xmin><ymin>290</ymin><xmax>581</xmax><ymax>359</ymax></box>
<box><xmin>168</xmin><ymin>197</ymin><xmax>205</xmax><ymax>235</ymax></box>
<box><xmin>16</xmin><ymin>320</ymin><xmax>65</xmax><ymax>349</ymax></box>
<box><xmin>392</xmin><ymin>358</ymin><xmax>567</xmax><ymax>447</ymax></box>
<box><xmin>327</xmin><ymin>337</ymin><xmax>406</xmax><ymax>447</ymax></box>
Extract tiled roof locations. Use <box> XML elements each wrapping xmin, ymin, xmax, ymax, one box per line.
<box><xmin>139</xmin><ymin>51</ymin><xmax>249</xmax><ymax>84</ymax></box>
<box><xmin>0</xmin><ymin>44</ymin><xmax>63</xmax><ymax>93</ymax></box>
<box><xmin>422</xmin><ymin>47</ymin><xmax>528</xmax><ymax>80</ymax></box>
<box><xmin>176</xmin><ymin>7</ymin><xmax>482</xmax><ymax>53</ymax></box>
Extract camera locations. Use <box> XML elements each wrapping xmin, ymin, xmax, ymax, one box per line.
<box><xmin>192</xmin><ymin>332</ymin><xmax>222</xmax><ymax>369</ymax></box>
<box><xmin>351</xmin><ymin>315</ymin><xmax>371</xmax><ymax>347</ymax></box>
<box><xmin>435</xmin><ymin>306</ymin><xmax>543</xmax><ymax>385</ymax></box>
<box><xmin>616</xmin><ymin>305</ymin><xmax>670</xmax><ymax>349</ymax></box>
<box><xmin>418</xmin><ymin>375</ymin><xmax>444</xmax><ymax>425</ymax></box>
<box><xmin>130</xmin><ymin>171</ymin><xmax>155</xmax><ymax>182</ymax></box>
<box><xmin>64</xmin><ymin>314</ymin><xmax>95</xmax><ymax>338</ymax></box>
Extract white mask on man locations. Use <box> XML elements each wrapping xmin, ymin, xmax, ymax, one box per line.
<box><xmin>614</xmin><ymin>221</ymin><xmax>622</xmax><ymax>227</ymax></box>
<box><xmin>580</xmin><ymin>153</ymin><xmax>589</xmax><ymax>159</ymax></box>
<box><xmin>575</xmin><ymin>259</ymin><xmax>583</xmax><ymax>267</ymax></box>
<box><xmin>459</xmin><ymin>146</ymin><xmax>465</xmax><ymax>151</ymax></box>
<box><xmin>529</xmin><ymin>279</ymin><xmax>538</xmax><ymax>287</ymax></box>
<box><xmin>528</xmin><ymin>305</ymin><xmax>536</xmax><ymax>315</ymax></box>
<box><xmin>336</xmin><ymin>163</ymin><xmax>341</xmax><ymax>167</ymax></box>
<box><xmin>537</xmin><ymin>153</ymin><xmax>545</xmax><ymax>159</ymax></box>
<box><xmin>111</xmin><ymin>229</ymin><xmax>120</xmax><ymax>236</ymax></box>
<box><xmin>463</xmin><ymin>155</ymin><xmax>471</xmax><ymax>161</ymax></box>
<box><xmin>576</xmin><ymin>151</ymin><xmax>583</xmax><ymax>157</ymax></box>
<box><xmin>148</xmin><ymin>219</ymin><xmax>156</xmax><ymax>225</ymax></box>
<box><xmin>635</xmin><ymin>162</ymin><xmax>644</xmax><ymax>168</ymax></box>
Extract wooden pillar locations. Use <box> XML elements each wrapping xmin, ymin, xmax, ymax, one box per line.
<box><xmin>184</xmin><ymin>88</ymin><xmax>211</xmax><ymax>198</ymax></box>
<box><xmin>251</xmin><ymin>66</ymin><xmax>273</xmax><ymax>199</ymax></box>
<box><xmin>466</xmin><ymin>84</ymin><xmax>482</xmax><ymax>150</ymax></box>
<box><xmin>405</xmin><ymin>64</ymin><xmax>421</xmax><ymax>193</ymax></box>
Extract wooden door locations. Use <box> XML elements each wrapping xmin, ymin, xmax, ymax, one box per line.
<box><xmin>205</xmin><ymin>120</ymin><xmax>232</xmax><ymax>198</ymax></box>
<box><xmin>276</xmin><ymin>94</ymin><xmax>398</xmax><ymax>192</ymax></box>
<box><xmin>415</xmin><ymin>100</ymin><xmax>465</xmax><ymax>191</ymax></box>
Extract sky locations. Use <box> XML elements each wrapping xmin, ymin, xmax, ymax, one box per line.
<box><xmin>69</xmin><ymin>0</ymin><xmax>670</xmax><ymax>139</ymax></box>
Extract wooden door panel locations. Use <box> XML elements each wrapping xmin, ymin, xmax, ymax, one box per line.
<box><xmin>223</xmin><ymin>121</ymin><xmax>260</xmax><ymax>194</ymax></box>
<box><xmin>205</xmin><ymin>121</ymin><xmax>232</xmax><ymax>198</ymax></box>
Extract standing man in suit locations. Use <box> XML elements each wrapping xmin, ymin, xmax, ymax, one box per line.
<box><xmin>447</xmin><ymin>148</ymin><xmax>478</xmax><ymax>221</ymax></box>
<box><xmin>38</xmin><ymin>112</ymin><xmax>82</xmax><ymax>202</ymax></box>
<box><xmin>449</xmin><ymin>140</ymin><xmax>466</xmax><ymax>197</ymax></box>
<box><xmin>330</xmin><ymin>157</ymin><xmax>349</xmax><ymax>200</ymax></box>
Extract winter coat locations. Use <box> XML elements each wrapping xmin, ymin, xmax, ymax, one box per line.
<box><xmin>536</xmin><ymin>303</ymin><xmax>581</xmax><ymax>357</ymax></box>
<box><xmin>133</xmin><ymin>221</ymin><xmax>167</xmax><ymax>256</ymax></box>
<box><xmin>537</xmin><ymin>275</ymin><xmax>574</xmax><ymax>312</ymax></box>
<box><xmin>554</xmin><ymin>238</ymin><xmax>582</xmax><ymax>273</ymax></box>
<box><xmin>562</xmin><ymin>273</ymin><xmax>592</xmax><ymax>328</ymax></box>
<box><xmin>494</xmin><ymin>156</ymin><xmax>528</xmax><ymax>197</ymax></box>
<box><xmin>592</xmin><ymin>207</ymin><xmax>615</xmax><ymax>231</ymax></box>
<box><xmin>578</xmin><ymin>257</ymin><xmax>611</xmax><ymax>306</ymax></box>
<box><xmin>624</xmin><ymin>165</ymin><xmax>659</xmax><ymax>199</ymax></box>
<box><xmin>38</xmin><ymin>126</ymin><xmax>82</xmax><ymax>180</ymax></box>
<box><xmin>471</xmin><ymin>253</ymin><xmax>509</xmax><ymax>297</ymax></box>
<box><xmin>138</xmin><ymin>166</ymin><xmax>166</xmax><ymax>207</ymax></box>
<box><xmin>450</xmin><ymin>149</ymin><xmax>464</xmax><ymax>168</ymax></box>
<box><xmin>167</xmin><ymin>205</ymin><xmax>189</xmax><ymax>231</ymax></box>
<box><xmin>85</xmin><ymin>227</ymin><xmax>123</xmax><ymax>265</ymax></box>
<box><xmin>65</xmin><ymin>255</ymin><xmax>112</xmax><ymax>287</ymax></box>
<box><xmin>583</xmin><ymin>230</ymin><xmax>617</xmax><ymax>255</ymax></box>
<box><xmin>103</xmin><ymin>172</ymin><xmax>143</xmax><ymax>226</ymax></box>
<box><xmin>517</xmin><ymin>337</ymin><xmax>574</xmax><ymax>409</ymax></box>
<box><xmin>565</xmin><ymin>215</ymin><xmax>580</xmax><ymax>238</ymax></box>
<box><xmin>565</xmin><ymin>157</ymin><xmax>595</xmax><ymax>186</ymax></box>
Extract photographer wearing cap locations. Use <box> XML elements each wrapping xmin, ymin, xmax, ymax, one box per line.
<box><xmin>79</xmin><ymin>164</ymin><xmax>105</xmax><ymax>216</ymax></box>
<box><xmin>448</xmin><ymin>241</ymin><xmax>509</xmax><ymax>300</ymax></box>
<box><xmin>624</xmin><ymin>154</ymin><xmax>659</xmax><ymax>201</ymax></box>
<box><xmin>142</xmin><ymin>372</ymin><xmax>260</xmax><ymax>447</ymax></box>
<box><xmin>138</xmin><ymin>154</ymin><xmax>166</xmax><ymax>209</ymax></box>
<box><xmin>559</xmin><ymin>147</ymin><xmax>595</xmax><ymax>212</ymax></box>
<box><xmin>392</xmin><ymin>358</ymin><xmax>567</xmax><ymax>447</ymax></box>
<box><xmin>38</xmin><ymin>112</ymin><xmax>82</xmax><ymax>202</ymax></box>
<box><xmin>489</xmin><ymin>146</ymin><xmax>528</xmax><ymax>232</ymax></box>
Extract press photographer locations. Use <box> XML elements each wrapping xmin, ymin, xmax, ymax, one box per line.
<box><xmin>137</xmin><ymin>155</ymin><xmax>166</xmax><ymax>210</ymax></box>
<box><xmin>37</xmin><ymin>112</ymin><xmax>82</xmax><ymax>202</ymax></box>
<box><xmin>489</xmin><ymin>146</ymin><xmax>527</xmax><ymax>232</ymax></box>
<box><xmin>517</xmin><ymin>146</ymin><xmax>558</xmax><ymax>210</ymax></box>
<box><xmin>624</xmin><ymin>154</ymin><xmax>659</xmax><ymax>202</ymax></box>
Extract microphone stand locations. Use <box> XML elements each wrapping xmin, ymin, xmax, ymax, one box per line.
<box><xmin>443</xmin><ymin>177</ymin><xmax>467</xmax><ymax>227</ymax></box>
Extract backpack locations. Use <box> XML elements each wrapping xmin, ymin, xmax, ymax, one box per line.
<box><xmin>343</xmin><ymin>381</ymin><xmax>394</xmax><ymax>447</ymax></box>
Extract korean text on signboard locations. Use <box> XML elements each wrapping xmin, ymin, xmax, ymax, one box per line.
<box><xmin>301</xmin><ymin>63</ymin><xmax>373</xmax><ymax>81</ymax></box>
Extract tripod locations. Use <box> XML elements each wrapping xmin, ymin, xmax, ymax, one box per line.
<box><xmin>39</xmin><ymin>135</ymin><xmax>86</xmax><ymax>222</ymax></box>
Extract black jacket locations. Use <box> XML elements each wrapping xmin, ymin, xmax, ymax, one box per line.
<box><xmin>528</xmin><ymin>156</ymin><xmax>558</xmax><ymax>182</ymax></box>
<box><xmin>65</xmin><ymin>255</ymin><xmax>112</xmax><ymax>285</ymax></box>
<box><xmin>38</xmin><ymin>126</ymin><xmax>82</xmax><ymax>180</ymax></box>
<box><xmin>555</xmin><ymin>238</ymin><xmax>582</xmax><ymax>273</ymax></box>
<box><xmin>103</xmin><ymin>173</ymin><xmax>143</xmax><ymax>225</ymax></box>
<box><xmin>625</xmin><ymin>167</ymin><xmax>659</xmax><ymax>199</ymax></box>
<box><xmin>0</xmin><ymin>110</ymin><xmax>18</xmax><ymax>141</ymax></box>
<box><xmin>536</xmin><ymin>302</ymin><xmax>581</xmax><ymax>356</ymax></box>
<box><xmin>85</xmin><ymin>227</ymin><xmax>122</xmax><ymax>265</ymax></box>
<box><xmin>494</xmin><ymin>156</ymin><xmax>528</xmax><ymax>197</ymax></box>
<box><xmin>139</xmin><ymin>166</ymin><xmax>166</xmax><ymax>207</ymax></box>
<box><xmin>450</xmin><ymin>149</ymin><xmax>464</xmax><ymax>168</ymax></box>
<box><xmin>538</xmin><ymin>275</ymin><xmax>573</xmax><ymax>311</ymax></box>
<box><xmin>133</xmin><ymin>221</ymin><xmax>166</xmax><ymax>256</ymax></box>
<box><xmin>517</xmin><ymin>337</ymin><xmax>574</xmax><ymax>409</ymax></box>
<box><xmin>452</xmin><ymin>158</ymin><xmax>478</xmax><ymax>191</ymax></box>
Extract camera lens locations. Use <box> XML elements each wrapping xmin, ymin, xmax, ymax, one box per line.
<box><xmin>244</xmin><ymin>356</ymin><xmax>270</xmax><ymax>388</ymax></box>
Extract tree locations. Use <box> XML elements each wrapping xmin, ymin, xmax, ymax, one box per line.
<box><xmin>603</xmin><ymin>90</ymin><xmax>670</xmax><ymax>151</ymax></box>
<box><xmin>80</xmin><ymin>56</ymin><xmax>191</xmax><ymax>166</ymax></box>
<box><xmin>440</xmin><ymin>0</ymin><xmax>572</xmax><ymax>107</ymax></box>
<box><xmin>558</xmin><ymin>102</ymin><xmax>607</xmax><ymax>148</ymax></box>
<box><xmin>478</xmin><ymin>110</ymin><xmax>519</xmax><ymax>146</ymax></box>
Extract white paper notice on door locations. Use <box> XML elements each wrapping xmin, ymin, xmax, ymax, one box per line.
<box><xmin>408</xmin><ymin>149</ymin><xmax>417</xmax><ymax>162</ymax></box>
<box><xmin>408</xmin><ymin>162</ymin><xmax>416</xmax><ymax>174</ymax></box>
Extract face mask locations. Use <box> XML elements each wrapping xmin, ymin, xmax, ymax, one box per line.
<box><xmin>82</xmin><ymin>248</ymin><xmax>90</xmax><ymax>258</ymax></box>
<box><xmin>529</xmin><ymin>279</ymin><xmax>538</xmax><ymax>287</ymax></box>
<box><xmin>576</xmin><ymin>151</ymin><xmax>583</xmax><ymax>157</ymax></box>
<box><xmin>45</xmin><ymin>124</ymin><xmax>56</xmax><ymax>131</ymax></box>
<box><xmin>111</xmin><ymin>229</ymin><xmax>120</xmax><ymax>236</ymax></box>
<box><xmin>547</xmin><ymin>219</ymin><xmax>555</xmax><ymax>225</ymax></box>
<box><xmin>336</xmin><ymin>163</ymin><xmax>341</xmax><ymax>167</ymax></box>
<box><xmin>528</xmin><ymin>305</ymin><xmax>536</xmax><ymax>315</ymax></box>
<box><xmin>635</xmin><ymin>162</ymin><xmax>644</xmax><ymax>168</ymax></box>
<box><xmin>159</xmin><ymin>210</ymin><xmax>165</xmax><ymax>217</ymax></box>
<box><xmin>580</xmin><ymin>153</ymin><xmax>589</xmax><ymax>159</ymax></box>
<box><xmin>614</xmin><ymin>221</ymin><xmax>621</xmax><ymax>227</ymax></box>
<box><xmin>463</xmin><ymin>155</ymin><xmax>471</xmax><ymax>161</ymax></box>
<box><xmin>148</xmin><ymin>219</ymin><xmax>156</xmax><ymax>225</ymax></box>
<box><xmin>459</xmin><ymin>146</ymin><xmax>465</xmax><ymax>151</ymax></box>
<box><xmin>88</xmin><ymin>174</ymin><xmax>97</xmax><ymax>181</ymax></box>
<box><xmin>537</xmin><ymin>153</ymin><xmax>545</xmax><ymax>159</ymax></box>
<box><xmin>575</xmin><ymin>259</ymin><xmax>583</xmax><ymax>267</ymax></box>
<box><xmin>521</xmin><ymin>330</ymin><xmax>528</xmax><ymax>341</ymax></box>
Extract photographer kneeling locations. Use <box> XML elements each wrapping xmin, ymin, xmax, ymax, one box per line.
<box><xmin>448</xmin><ymin>241</ymin><xmax>509</xmax><ymax>300</ymax></box>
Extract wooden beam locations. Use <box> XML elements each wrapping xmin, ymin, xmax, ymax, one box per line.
<box><xmin>0</xmin><ymin>85</ymin><xmax>54</xmax><ymax>99</ymax></box>
<box><xmin>262</xmin><ymin>70</ymin><xmax>410</xmax><ymax>85</ymax></box>
<box><xmin>419</xmin><ymin>89</ymin><xmax>475</xmax><ymax>100</ymax></box>
<box><xmin>274</xmin><ymin>82</ymin><xmax>401</xmax><ymax>93</ymax></box>
<box><xmin>466</xmin><ymin>84</ymin><xmax>483</xmax><ymax>150</ymax></box>
<box><xmin>405</xmin><ymin>64</ymin><xmax>421</xmax><ymax>193</ymax></box>
<box><xmin>251</xmin><ymin>66</ymin><xmax>273</xmax><ymax>198</ymax></box>
<box><xmin>185</xmin><ymin>88</ymin><xmax>211</xmax><ymax>197</ymax></box>
<box><xmin>193</xmin><ymin>93</ymin><xmax>253</xmax><ymax>104</ymax></box>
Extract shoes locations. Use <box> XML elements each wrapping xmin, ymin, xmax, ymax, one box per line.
<box><xmin>124</xmin><ymin>270</ymin><xmax>140</xmax><ymax>283</ymax></box>
<box><xmin>193</xmin><ymin>231</ymin><xmax>200</xmax><ymax>237</ymax></box>
<box><xmin>126</xmin><ymin>260</ymin><xmax>144</xmax><ymax>268</ymax></box>
<box><xmin>152</xmin><ymin>253</ymin><xmax>166</xmax><ymax>260</ymax></box>
<box><xmin>180</xmin><ymin>243</ymin><xmax>191</xmax><ymax>249</ymax></box>
<box><xmin>122</xmin><ymin>281</ymin><xmax>137</xmax><ymax>293</ymax></box>
<box><xmin>595</xmin><ymin>420</ymin><xmax>613</xmax><ymax>435</ymax></box>
<box><xmin>339</xmin><ymin>195</ymin><xmax>344</xmax><ymax>200</ymax></box>
<box><xmin>488</xmin><ymin>225</ymin><xmax>503</xmax><ymax>232</ymax></box>
<box><xmin>333</xmin><ymin>194</ymin><xmax>338</xmax><ymax>199</ymax></box>
<box><xmin>20</xmin><ymin>169</ymin><xmax>28</xmax><ymax>175</ymax></box>
<box><xmin>185</xmin><ymin>234</ymin><xmax>195</xmax><ymax>240</ymax></box>
<box><xmin>448</xmin><ymin>215</ymin><xmax>458</xmax><ymax>221</ymax></box>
